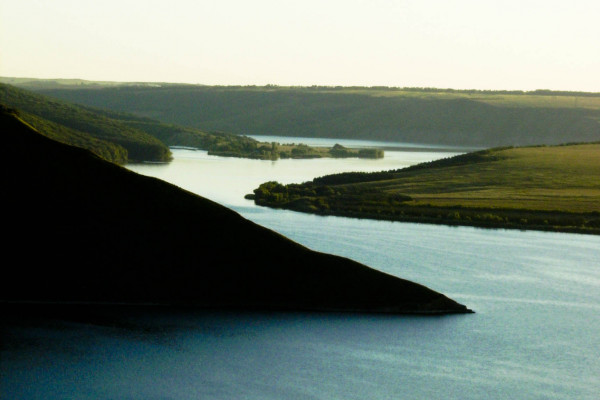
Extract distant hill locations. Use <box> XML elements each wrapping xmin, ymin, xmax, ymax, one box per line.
<box><xmin>15</xmin><ymin>80</ymin><xmax>600</xmax><ymax>147</ymax></box>
<box><xmin>0</xmin><ymin>105</ymin><xmax>471</xmax><ymax>314</ymax></box>
<box><xmin>249</xmin><ymin>143</ymin><xmax>600</xmax><ymax>235</ymax></box>
<box><xmin>0</xmin><ymin>76</ymin><xmax>179</xmax><ymax>90</ymax></box>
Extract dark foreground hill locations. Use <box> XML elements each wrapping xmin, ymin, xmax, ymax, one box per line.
<box><xmin>0</xmin><ymin>106</ymin><xmax>471</xmax><ymax>314</ymax></box>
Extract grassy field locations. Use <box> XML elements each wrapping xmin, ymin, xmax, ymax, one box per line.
<box><xmin>249</xmin><ymin>143</ymin><xmax>600</xmax><ymax>235</ymax></box>
<box><xmin>372</xmin><ymin>144</ymin><xmax>600</xmax><ymax>213</ymax></box>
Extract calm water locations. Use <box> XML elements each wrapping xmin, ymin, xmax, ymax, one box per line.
<box><xmin>2</xmin><ymin>140</ymin><xmax>599</xmax><ymax>399</ymax></box>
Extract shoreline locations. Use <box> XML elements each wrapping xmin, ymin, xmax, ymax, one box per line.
<box><xmin>250</xmin><ymin>201</ymin><xmax>600</xmax><ymax>236</ymax></box>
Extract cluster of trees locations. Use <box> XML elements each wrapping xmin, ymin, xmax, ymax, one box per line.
<box><xmin>207</xmin><ymin>141</ymin><xmax>384</xmax><ymax>160</ymax></box>
<box><xmin>208</xmin><ymin>138</ymin><xmax>279</xmax><ymax>160</ymax></box>
<box><xmin>249</xmin><ymin>181</ymin><xmax>411</xmax><ymax>214</ymax></box>
<box><xmin>328</xmin><ymin>144</ymin><xmax>383</xmax><ymax>159</ymax></box>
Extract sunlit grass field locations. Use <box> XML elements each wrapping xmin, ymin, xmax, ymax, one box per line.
<box><xmin>372</xmin><ymin>144</ymin><xmax>600</xmax><ymax>213</ymax></box>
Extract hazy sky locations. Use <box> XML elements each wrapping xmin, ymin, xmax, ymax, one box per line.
<box><xmin>1</xmin><ymin>0</ymin><xmax>599</xmax><ymax>91</ymax></box>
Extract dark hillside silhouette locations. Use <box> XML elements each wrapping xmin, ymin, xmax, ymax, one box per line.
<box><xmin>1</xmin><ymin>106</ymin><xmax>471</xmax><ymax>314</ymax></box>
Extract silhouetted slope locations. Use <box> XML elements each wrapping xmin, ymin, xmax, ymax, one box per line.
<box><xmin>1</xmin><ymin>107</ymin><xmax>471</xmax><ymax>314</ymax></box>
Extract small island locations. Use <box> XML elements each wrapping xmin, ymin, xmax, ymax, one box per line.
<box><xmin>247</xmin><ymin>143</ymin><xmax>600</xmax><ymax>235</ymax></box>
<box><xmin>208</xmin><ymin>141</ymin><xmax>384</xmax><ymax>160</ymax></box>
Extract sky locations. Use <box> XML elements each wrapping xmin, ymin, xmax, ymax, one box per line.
<box><xmin>1</xmin><ymin>0</ymin><xmax>599</xmax><ymax>91</ymax></box>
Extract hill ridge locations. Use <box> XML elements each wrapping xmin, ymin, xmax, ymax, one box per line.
<box><xmin>28</xmin><ymin>84</ymin><xmax>600</xmax><ymax>147</ymax></box>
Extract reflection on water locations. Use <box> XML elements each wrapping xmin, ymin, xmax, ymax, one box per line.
<box><xmin>2</xmin><ymin>142</ymin><xmax>599</xmax><ymax>400</ymax></box>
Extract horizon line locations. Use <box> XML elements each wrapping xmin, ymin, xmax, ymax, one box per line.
<box><xmin>2</xmin><ymin>75</ymin><xmax>600</xmax><ymax>95</ymax></box>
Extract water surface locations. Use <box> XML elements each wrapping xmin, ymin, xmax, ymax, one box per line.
<box><xmin>2</xmin><ymin>142</ymin><xmax>598</xmax><ymax>400</ymax></box>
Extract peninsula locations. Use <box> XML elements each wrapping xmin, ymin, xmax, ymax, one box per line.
<box><xmin>248</xmin><ymin>144</ymin><xmax>600</xmax><ymax>235</ymax></box>
<box><xmin>1</xmin><ymin>105</ymin><xmax>470</xmax><ymax>314</ymax></box>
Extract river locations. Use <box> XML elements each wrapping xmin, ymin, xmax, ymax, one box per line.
<box><xmin>1</xmin><ymin>138</ymin><xmax>599</xmax><ymax>399</ymax></box>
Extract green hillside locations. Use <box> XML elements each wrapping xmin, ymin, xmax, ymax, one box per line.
<box><xmin>25</xmin><ymin>82</ymin><xmax>600</xmax><ymax>147</ymax></box>
<box><xmin>0</xmin><ymin>83</ymin><xmax>172</xmax><ymax>163</ymax></box>
<box><xmin>248</xmin><ymin>143</ymin><xmax>600</xmax><ymax>235</ymax></box>
<box><xmin>14</xmin><ymin>108</ymin><xmax>128</xmax><ymax>164</ymax></box>
<box><xmin>1</xmin><ymin>105</ymin><xmax>470</xmax><ymax>314</ymax></box>
<box><xmin>0</xmin><ymin>81</ymin><xmax>384</xmax><ymax>162</ymax></box>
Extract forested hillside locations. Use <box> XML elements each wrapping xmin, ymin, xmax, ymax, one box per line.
<box><xmin>30</xmin><ymin>84</ymin><xmax>600</xmax><ymax>147</ymax></box>
<box><xmin>0</xmin><ymin>83</ymin><xmax>171</xmax><ymax>163</ymax></box>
